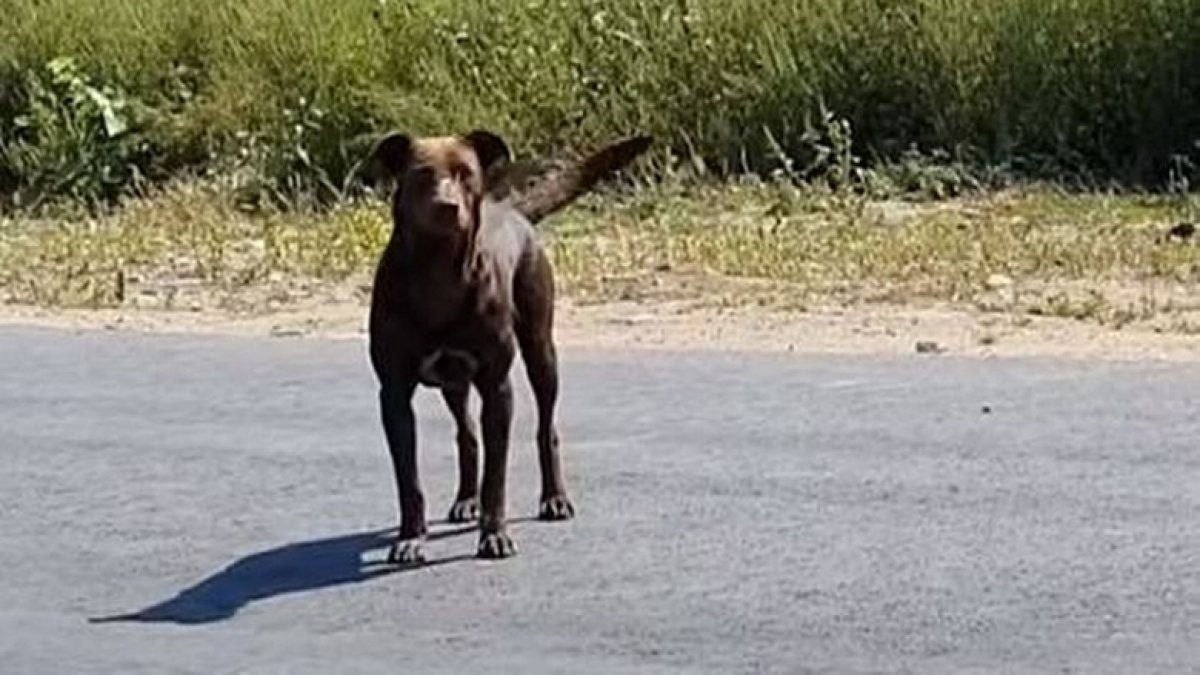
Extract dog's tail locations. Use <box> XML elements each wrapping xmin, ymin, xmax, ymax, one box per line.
<box><xmin>509</xmin><ymin>135</ymin><xmax>653</xmax><ymax>225</ymax></box>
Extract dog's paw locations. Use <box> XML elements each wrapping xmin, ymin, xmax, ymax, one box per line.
<box><xmin>539</xmin><ymin>494</ymin><xmax>576</xmax><ymax>521</ymax></box>
<box><xmin>477</xmin><ymin>531</ymin><xmax>517</xmax><ymax>559</ymax></box>
<box><xmin>447</xmin><ymin>496</ymin><xmax>480</xmax><ymax>523</ymax></box>
<box><xmin>387</xmin><ymin>538</ymin><xmax>426</xmax><ymax>566</ymax></box>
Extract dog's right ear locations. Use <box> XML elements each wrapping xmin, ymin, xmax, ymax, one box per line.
<box><xmin>361</xmin><ymin>132</ymin><xmax>413</xmax><ymax>185</ymax></box>
<box><xmin>463</xmin><ymin>129</ymin><xmax>512</xmax><ymax>173</ymax></box>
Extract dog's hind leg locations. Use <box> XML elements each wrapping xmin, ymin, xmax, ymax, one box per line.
<box><xmin>442</xmin><ymin>385</ymin><xmax>480</xmax><ymax>523</ymax></box>
<box><xmin>515</xmin><ymin>252</ymin><xmax>575</xmax><ymax>522</ymax></box>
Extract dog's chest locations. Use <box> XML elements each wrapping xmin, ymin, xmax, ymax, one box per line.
<box><xmin>409</xmin><ymin>284</ymin><xmax>513</xmax><ymax>388</ymax></box>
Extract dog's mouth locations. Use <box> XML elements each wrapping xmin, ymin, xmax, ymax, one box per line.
<box><xmin>402</xmin><ymin>198</ymin><xmax>476</xmax><ymax>240</ymax></box>
<box><xmin>430</xmin><ymin>201</ymin><xmax>464</xmax><ymax>226</ymax></box>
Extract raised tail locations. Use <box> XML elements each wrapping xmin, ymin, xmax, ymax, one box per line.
<box><xmin>508</xmin><ymin>134</ymin><xmax>653</xmax><ymax>225</ymax></box>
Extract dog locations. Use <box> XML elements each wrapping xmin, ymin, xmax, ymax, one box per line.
<box><xmin>361</xmin><ymin>129</ymin><xmax>652</xmax><ymax>563</ymax></box>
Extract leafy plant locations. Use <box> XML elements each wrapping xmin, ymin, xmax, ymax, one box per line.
<box><xmin>1</xmin><ymin>57</ymin><xmax>155</xmax><ymax>210</ymax></box>
<box><xmin>2</xmin><ymin>0</ymin><xmax>1200</xmax><ymax>209</ymax></box>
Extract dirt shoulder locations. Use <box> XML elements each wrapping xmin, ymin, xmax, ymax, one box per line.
<box><xmin>2</xmin><ymin>294</ymin><xmax>1197</xmax><ymax>363</ymax></box>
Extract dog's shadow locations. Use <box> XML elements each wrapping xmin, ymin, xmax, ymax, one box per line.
<box><xmin>88</xmin><ymin>519</ymin><xmax>514</xmax><ymax>626</ymax></box>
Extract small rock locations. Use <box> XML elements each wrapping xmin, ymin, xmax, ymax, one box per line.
<box><xmin>985</xmin><ymin>273</ymin><xmax>1013</xmax><ymax>290</ymax></box>
<box><xmin>270</xmin><ymin>326</ymin><xmax>307</xmax><ymax>338</ymax></box>
<box><xmin>612</xmin><ymin>314</ymin><xmax>656</xmax><ymax>326</ymax></box>
<box><xmin>865</xmin><ymin>200</ymin><xmax>924</xmax><ymax>228</ymax></box>
<box><xmin>915</xmin><ymin>340</ymin><xmax>946</xmax><ymax>354</ymax></box>
<box><xmin>981</xmin><ymin>405</ymin><xmax>992</xmax><ymax>414</ymax></box>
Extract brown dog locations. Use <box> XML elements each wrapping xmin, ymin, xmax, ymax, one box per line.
<box><xmin>362</xmin><ymin>129</ymin><xmax>652</xmax><ymax>563</ymax></box>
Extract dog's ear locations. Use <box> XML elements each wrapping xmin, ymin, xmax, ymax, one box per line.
<box><xmin>361</xmin><ymin>132</ymin><xmax>413</xmax><ymax>184</ymax></box>
<box><xmin>463</xmin><ymin>129</ymin><xmax>511</xmax><ymax>173</ymax></box>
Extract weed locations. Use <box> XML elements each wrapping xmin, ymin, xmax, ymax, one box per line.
<box><xmin>1</xmin><ymin>57</ymin><xmax>155</xmax><ymax>210</ymax></box>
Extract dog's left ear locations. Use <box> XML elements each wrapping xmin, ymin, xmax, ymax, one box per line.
<box><xmin>463</xmin><ymin>129</ymin><xmax>512</xmax><ymax>173</ymax></box>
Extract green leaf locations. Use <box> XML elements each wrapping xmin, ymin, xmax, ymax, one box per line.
<box><xmin>82</xmin><ymin>85</ymin><xmax>128</xmax><ymax>137</ymax></box>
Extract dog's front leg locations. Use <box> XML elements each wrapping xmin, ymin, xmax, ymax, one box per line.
<box><xmin>442</xmin><ymin>384</ymin><xmax>481</xmax><ymax>523</ymax></box>
<box><xmin>379</xmin><ymin>380</ymin><xmax>427</xmax><ymax>564</ymax></box>
<box><xmin>476</xmin><ymin>374</ymin><xmax>517</xmax><ymax>559</ymax></box>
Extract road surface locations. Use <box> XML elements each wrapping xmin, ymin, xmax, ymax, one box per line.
<box><xmin>0</xmin><ymin>326</ymin><xmax>1197</xmax><ymax>674</ymax></box>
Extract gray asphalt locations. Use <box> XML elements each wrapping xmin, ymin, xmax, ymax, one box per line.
<box><xmin>0</xmin><ymin>326</ymin><xmax>1197</xmax><ymax>674</ymax></box>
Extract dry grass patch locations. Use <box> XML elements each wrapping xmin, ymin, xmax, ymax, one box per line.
<box><xmin>1</xmin><ymin>180</ymin><xmax>1197</xmax><ymax>330</ymax></box>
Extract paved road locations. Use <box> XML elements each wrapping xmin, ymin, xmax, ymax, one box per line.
<box><xmin>0</xmin><ymin>326</ymin><xmax>1197</xmax><ymax>674</ymax></box>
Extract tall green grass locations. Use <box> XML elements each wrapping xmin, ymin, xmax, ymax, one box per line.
<box><xmin>2</xmin><ymin>0</ymin><xmax>1199</xmax><ymax>209</ymax></box>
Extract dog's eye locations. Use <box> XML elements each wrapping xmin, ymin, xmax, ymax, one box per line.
<box><xmin>404</xmin><ymin>167</ymin><xmax>434</xmax><ymax>187</ymax></box>
<box><xmin>450</xmin><ymin>164</ymin><xmax>474</xmax><ymax>182</ymax></box>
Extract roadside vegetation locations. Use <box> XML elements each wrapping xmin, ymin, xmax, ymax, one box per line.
<box><xmin>0</xmin><ymin>0</ymin><xmax>1196</xmax><ymax>329</ymax></box>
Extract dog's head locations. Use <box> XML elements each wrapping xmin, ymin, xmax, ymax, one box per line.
<box><xmin>362</xmin><ymin>129</ymin><xmax>512</xmax><ymax>242</ymax></box>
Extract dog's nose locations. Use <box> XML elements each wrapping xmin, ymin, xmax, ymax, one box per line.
<box><xmin>435</xmin><ymin>177</ymin><xmax>459</xmax><ymax>203</ymax></box>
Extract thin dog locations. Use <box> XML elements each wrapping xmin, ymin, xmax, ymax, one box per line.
<box><xmin>361</xmin><ymin>129</ymin><xmax>652</xmax><ymax>563</ymax></box>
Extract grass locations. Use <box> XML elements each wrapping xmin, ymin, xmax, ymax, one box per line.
<box><xmin>0</xmin><ymin>182</ymin><xmax>389</xmax><ymax>310</ymax></box>
<box><xmin>2</xmin><ymin>179</ymin><xmax>1196</xmax><ymax>331</ymax></box>
<box><xmin>2</xmin><ymin>0</ymin><xmax>1200</xmax><ymax>210</ymax></box>
<box><xmin>546</xmin><ymin>182</ymin><xmax>1200</xmax><ymax>331</ymax></box>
